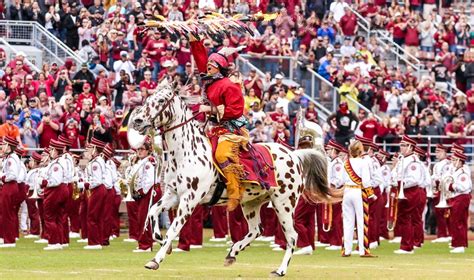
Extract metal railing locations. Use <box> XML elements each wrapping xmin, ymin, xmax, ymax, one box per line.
<box><xmin>238</xmin><ymin>54</ymin><xmax>379</xmax><ymax>120</ymax></box>
<box><xmin>0</xmin><ymin>20</ymin><xmax>85</xmax><ymax>66</ymax></box>
<box><xmin>0</xmin><ymin>38</ymin><xmax>40</xmax><ymax>73</ymax></box>
<box><xmin>346</xmin><ymin>6</ymin><xmax>422</xmax><ymax>78</ymax></box>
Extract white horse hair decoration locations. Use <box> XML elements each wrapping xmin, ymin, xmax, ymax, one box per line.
<box><xmin>128</xmin><ymin>79</ymin><xmax>337</xmax><ymax>277</ymax></box>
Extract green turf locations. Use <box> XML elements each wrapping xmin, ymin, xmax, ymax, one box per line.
<box><xmin>0</xmin><ymin>230</ymin><xmax>473</xmax><ymax>279</ymax></box>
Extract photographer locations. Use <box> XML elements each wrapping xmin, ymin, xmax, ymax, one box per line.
<box><xmin>19</xmin><ymin>107</ymin><xmax>38</xmax><ymax>148</ymax></box>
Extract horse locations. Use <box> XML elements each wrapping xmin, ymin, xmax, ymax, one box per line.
<box><xmin>128</xmin><ymin>79</ymin><xmax>332</xmax><ymax>277</ymax></box>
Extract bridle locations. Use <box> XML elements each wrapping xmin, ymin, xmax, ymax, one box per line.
<box><xmin>144</xmin><ymin>92</ymin><xmax>205</xmax><ymax>135</ymax></box>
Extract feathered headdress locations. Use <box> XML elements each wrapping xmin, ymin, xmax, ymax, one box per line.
<box><xmin>144</xmin><ymin>11</ymin><xmax>278</xmax><ymax>41</ymax></box>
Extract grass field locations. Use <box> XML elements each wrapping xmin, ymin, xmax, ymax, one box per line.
<box><xmin>0</xmin><ymin>229</ymin><xmax>473</xmax><ymax>279</ymax></box>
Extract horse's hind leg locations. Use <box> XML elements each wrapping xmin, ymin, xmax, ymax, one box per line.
<box><xmin>144</xmin><ymin>191</ymin><xmax>198</xmax><ymax>270</ymax></box>
<box><xmin>225</xmin><ymin>195</ymin><xmax>267</xmax><ymax>266</ymax></box>
<box><xmin>270</xmin><ymin>191</ymin><xmax>300</xmax><ymax>277</ymax></box>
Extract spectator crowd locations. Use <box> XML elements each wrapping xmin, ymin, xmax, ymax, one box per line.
<box><xmin>0</xmin><ymin>0</ymin><xmax>472</xmax><ymax>154</ymax></box>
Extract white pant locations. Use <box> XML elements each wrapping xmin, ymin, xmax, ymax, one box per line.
<box><xmin>20</xmin><ymin>201</ymin><xmax>28</xmax><ymax>231</ymax></box>
<box><xmin>342</xmin><ymin>188</ymin><xmax>365</xmax><ymax>255</ymax></box>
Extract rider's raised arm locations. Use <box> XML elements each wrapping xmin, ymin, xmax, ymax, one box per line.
<box><xmin>190</xmin><ymin>40</ymin><xmax>208</xmax><ymax>74</ymax></box>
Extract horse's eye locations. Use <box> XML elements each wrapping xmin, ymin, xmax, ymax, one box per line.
<box><xmin>158</xmin><ymin>99</ymin><xmax>165</xmax><ymax>104</ymax></box>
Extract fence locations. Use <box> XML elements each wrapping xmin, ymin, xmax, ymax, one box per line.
<box><xmin>0</xmin><ymin>20</ymin><xmax>85</xmax><ymax>67</ymax></box>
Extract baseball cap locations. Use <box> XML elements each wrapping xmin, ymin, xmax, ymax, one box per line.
<box><xmin>120</xmin><ymin>51</ymin><xmax>128</xmax><ymax>57</ymax></box>
<box><xmin>275</xmin><ymin>74</ymin><xmax>283</xmax><ymax>80</ymax></box>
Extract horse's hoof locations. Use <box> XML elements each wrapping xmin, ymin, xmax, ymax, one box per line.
<box><xmin>166</xmin><ymin>245</ymin><xmax>172</xmax><ymax>255</ymax></box>
<box><xmin>144</xmin><ymin>259</ymin><xmax>159</xmax><ymax>270</ymax></box>
<box><xmin>269</xmin><ymin>270</ymin><xmax>285</xmax><ymax>277</ymax></box>
<box><xmin>223</xmin><ymin>256</ymin><xmax>236</xmax><ymax>267</ymax></box>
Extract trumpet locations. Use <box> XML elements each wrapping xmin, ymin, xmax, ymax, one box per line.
<box><xmin>29</xmin><ymin>184</ymin><xmax>40</xmax><ymax>199</ymax></box>
<box><xmin>395</xmin><ymin>155</ymin><xmax>406</xmax><ymax>200</ymax></box>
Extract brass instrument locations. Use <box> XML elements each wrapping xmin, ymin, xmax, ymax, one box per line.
<box><xmin>321</xmin><ymin>203</ymin><xmax>333</xmax><ymax>232</ymax></box>
<box><xmin>29</xmin><ymin>183</ymin><xmax>40</xmax><ymax>199</ymax></box>
<box><xmin>120</xmin><ymin>177</ymin><xmax>134</xmax><ymax>202</ymax></box>
<box><xmin>395</xmin><ymin>155</ymin><xmax>406</xmax><ymax>200</ymax></box>
<box><xmin>294</xmin><ymin>108</ymin><xmax>324</xmax><ymax>152</ymax></box>
<box><xmin>72</xmin><ymin>182</ymin><xmax>81</xmax><ymax>200</ymax></box>
<box><xmin>436</xmin><ymin>176</ymin><xmax>453</xmax><ymax>209</ymax></box>
<box><xmin>386</xmin><ymin>186</ymin><xmax>399</xmax><ymax>231</ymax></box>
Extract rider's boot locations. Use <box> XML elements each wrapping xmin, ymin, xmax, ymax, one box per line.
<box><xmin>222</xmin><ymin>164</ymin><xmax>242</xmax><ymax>212</ymax></box>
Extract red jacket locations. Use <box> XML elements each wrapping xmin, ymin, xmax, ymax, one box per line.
<box><xmin>190</xmin><ymin>41</ymin><xmax>244</xmax><ymax>122</ymax></box>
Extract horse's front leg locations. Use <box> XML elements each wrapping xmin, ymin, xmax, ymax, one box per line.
<box><xmin>147</xmin><ymin>187</ymin><xmax>179</xmax><ymax>245</ymax></box>
<box><xmin>144</xmin><ymin>187</ymin><xmax>207</xmax><ymax>270</ymax></box>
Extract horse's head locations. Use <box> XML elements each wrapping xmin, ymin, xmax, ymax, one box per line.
<box><xmin>128</xmin><ymin>79</ymin><xmax>177</xmax><ymax>149</ymax></box>
<box><xmin>130</xmin><ymin>79</ymin><xmax>177</xmax><ymax>133</ymax></box>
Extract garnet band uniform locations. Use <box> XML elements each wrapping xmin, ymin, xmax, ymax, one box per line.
<box><xmin>447</xmin><ymin>160</ymin><xmax>472</xmax><ymax>253</ymax></box>
<box><xmin>431</xmin><ymin>157</ymin><xmax>452</xmax><ymax>239</ymax></box>
<box><xmin>392</xmin><ymin>153</ymin><xmax>424</xmax><ymax>253</ymax></box>
<box><xmin>0</xmin><ymin>149</ymin><xmax>22</xmax><ymax>246</ymax></box>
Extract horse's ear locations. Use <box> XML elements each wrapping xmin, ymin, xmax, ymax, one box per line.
<box><xmin>158</xmin><ymin>77</ymin><xmax>170</xmax><ymax>88</ymax></box>
<box><xmin>171</xmin><ymin>80</ymin><xmax>179</xmax><ymax>92</ymax></box>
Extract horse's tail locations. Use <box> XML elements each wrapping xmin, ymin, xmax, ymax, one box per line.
<box><xmin>292</xmin><ymin>149</ymin><xmax>342</xmax><ymax>204</ymax></box>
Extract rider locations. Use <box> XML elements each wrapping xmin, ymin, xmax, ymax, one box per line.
<box><xmin>190</xmin><ymin>36</ymin><xmax>248</xmax><ymax>212</ymax></box>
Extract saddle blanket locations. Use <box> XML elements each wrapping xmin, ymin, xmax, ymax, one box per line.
<box><xmin>211</xmin><ymin>141</ymin><xmax>278</xmax><ymax>189</ymax></box>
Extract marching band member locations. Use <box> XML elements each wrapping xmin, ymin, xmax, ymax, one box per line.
<box><xmin>102</xmin><ymin>144</ymin><xmax>117</xmax><ymax>245</ymax></box>
<box><xmin>0</xmin><ymin>136</ymin><xmax>22</xmax><ymax>248</ymax></box>
<box><xmin>431</xmin><ymin>144</ymin><xmax>452</xmax><ymax>243</ymax></box>
<box><xmin>111</xmin><ymin>157</ymin><xmax>123</xmax><ymax>239</ymax></box>
<box><xmin>124</xmin><ymin>152</ymin><xmax>140</xmax><ymax>243</ymax></box>
<box><xmin>393</xmin><ymin>136</ymin><xmax>424</xmax><ymax>254</ymax></box>
<box><xmin>293</xmin><ymin>136</ymin><xmax>318</xmax><ymax>255</ymax></box>
<box><xmin>58</xmin><ymin>135</ymin><xmax>81</xmax><ymax>241</ymax></box>
<box><xmin>341</xmin><ymin>140</ymin><xmax>374</xmax><ymax>257</ymax></box>
<box><xmin>73</xmin><ymin>153</ymin><xmax>88</xmax><ymax>243</ymax></box>
<box><xmin>447</xmin><ymin>151</ymin><xmax>472</xmax><ymax>253</ymax></box>
<box><xmin>133</xmin><ymin>140</ymin><xmax>162</xmax><ymax>253</ymax></box>
<box><xmin>42</xmin><ymin>140</ymin><xmax>69</xmax><ymax>250</ymax></box>
<box><xmin>376</xmin><ymin>150</ymin><xmax>391</xmax><ymax>241</ymax></box>
<box><xmin>34</xmin><ymin>148</ymin><xmax>51</xmax><ymax>244</ymax></box>
<box><xmin>413</xmin><ymin>147</ymin><xmax>430</xmax><ymax>249</ymax></box>
<box><xmin>324</xmin><ymin>140</ymin><xmax>344</xmax><ymax>251</ymax></box>
<box><xmin>84</xmin><ymin>137</ymin><xmax>108</xmax><ymax>250</ymax></box>
<box><xmin>24</xmin><ymin>152</ymin><xmax>43</xmax><ymax>239</ymax></box>
<box><xmin>209</xmin><ymin>206</ymin><xmax>229</xmax><ymax>242</ymax></box>
<box><xmin>14</xmin><ymin>146</ymin><xmax>27</xmax><ymax>241</ymax></box>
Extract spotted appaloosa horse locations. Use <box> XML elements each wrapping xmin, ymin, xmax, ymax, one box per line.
<box><xmin>129</xmin><ymin>79</ymin><xmax>332</xmax><ymax>277</ymax></box>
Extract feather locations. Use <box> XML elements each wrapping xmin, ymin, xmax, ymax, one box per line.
<box><xmin>218</xmin><ymin>46</ymin><xmax>246</xmax><ymax>57</ymax></box>
<box><xmin>154</xmin><ymin>15</ymin><xmax>166</xmax><ymax>21</ymax></box>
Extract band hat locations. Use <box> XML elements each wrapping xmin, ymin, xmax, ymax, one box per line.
<box><xmin>354</xmin><ymin>135</ymin><xmax>372</xmax><ymax>147</ymax></box>
<box><xmin>451</xmin><ymin>142</ymin><xmax>464</xmax><ymax>152</ymax></box>
<box><xmin>14</xmin><ymin>146</ymin><xmax>26</xmax><ymax>157</ymax></box>
<box><xmin>400</xmin><ymin>135</ymin><xmax>417</xmax><ymax>146</ymax></box>
<box><xmin>414</xmin><ymin>146</ymin><xmax>426</xmax><ymax>157</ymax></box>
<box><xmin>58</xmin><ymin>135</ymin><xmax>73</xmax><ymax>147</ymax></box>
<box><xmin>49</xmin><ymin>139</ymin><xmax>66</xmax><ymax>151</ymax></box>
<box><xmin>4</xmin><ymin>136</ymin><xmax>19</xmax><ymax>147</ymax></box>
<box><xmin>327</xmin><ymin>139</ymin><xmax>343</xmax><ymax>152</ymax></box>
<box><xmin>103</xmin><ymin>144</ymin><xmax>114</xmax><ymax>159</ymax></box>
<box><xmin>452</xmin><ymin>151</ymin><xmax>467</xmax><ymax>162</ymax></box>
<box><xmin>31</xmin><ymin>151</ymin><xmax>42</xmax><ymax>162</ymax></box>
<box><xmin>42</xmin><ymin>147</ymin><xmax>50</xmax><ymax>155</ymax></box>
<box><xmin>435</xmin><ymin>143</ymin><xmax>449</xmax><ymax>151</ymax></box>
<box><xmin>90</xmin><ymin>137</ymin><xmax>107</xmax><ymax>149</ymax></box>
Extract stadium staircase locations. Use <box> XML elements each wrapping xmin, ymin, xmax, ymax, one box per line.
<box><xmin>0</xmin><ymin>20</ymin><xmax>85</xmax><ymax>67</ymax></box>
